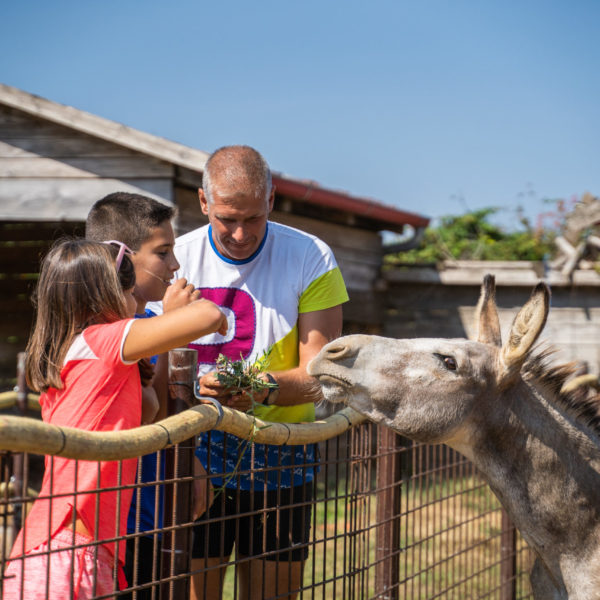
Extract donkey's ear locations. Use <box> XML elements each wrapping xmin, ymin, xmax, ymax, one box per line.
<box><xmin>475</xmin><ymin>274</ymin><xmax>502</xmax><ymax>346</ymax></box>
<box><xmin>498</xmin><ymin>282</ymin><xmax>550</xmax><ymax>385</ymax></box>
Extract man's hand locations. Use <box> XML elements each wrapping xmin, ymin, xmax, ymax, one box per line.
<box><xmin>163</xmin><ymin>278</ymin><xmax>201</xmax><ymax>312</ymax></box>
<box><xmin>197</xmin><ymin>371</ymin><xmax>268</xmax><ymax>411</ymax></box>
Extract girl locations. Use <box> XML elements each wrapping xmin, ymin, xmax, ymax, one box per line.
<box><xmin>4</xmin><ymin>239</ymin><xmax>227</xmax><ymax>599</ymax></box>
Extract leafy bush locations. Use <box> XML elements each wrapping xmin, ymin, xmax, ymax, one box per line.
<box><xmin>386</xmin><ymin>208</ymin><xmax>555</xmax><ymax>264</ymax></box>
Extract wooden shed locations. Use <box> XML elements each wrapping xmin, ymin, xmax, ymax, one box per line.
<box><xmin>0</xmin><ymin>84</ymin><xmax>429</xmax><ymax>387</ymax></box>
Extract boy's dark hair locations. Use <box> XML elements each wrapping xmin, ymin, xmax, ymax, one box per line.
<box><xmin>85</xmin><ymin>192</ymin><xmax>176</xmax><ymax>250</ymax></box>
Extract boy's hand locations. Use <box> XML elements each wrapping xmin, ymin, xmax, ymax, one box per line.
<box><xmin>138</xmin><ymin>358</ymin><xmax>155</xmax><ymax>387</ymax></box>
<box><xmin>163</xmin><ymin>278</ymin><xmax>200</xmax><ymax>312</ymax></box>
<box><xmin>216</xmin><ymin>309</ymin><xmax>228</xmax><ymax>336</ymax></box>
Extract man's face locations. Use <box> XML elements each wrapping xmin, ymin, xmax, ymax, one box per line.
<box><xmin>200</xmin><ymin>181</ymin><xmax>273</xmax><ymax>261</ymax></box>
<box><xmin>131</xmin><ymin>220</ymin><xmax>180</xmax><ymax>312</ymax></box>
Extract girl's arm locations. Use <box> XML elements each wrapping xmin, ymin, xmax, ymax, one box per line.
<box><xmin>123</xmin><ymin>299</ymin><xmax>228</xmax><ymax>362</ymax></box>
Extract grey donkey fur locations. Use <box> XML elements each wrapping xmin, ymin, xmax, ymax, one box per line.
<box><xmin>308</xmin><ymin>275</ymin><xmax>600</xmax><ymax>600</ymax></box>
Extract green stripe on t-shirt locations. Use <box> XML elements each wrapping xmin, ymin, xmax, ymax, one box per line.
<box><xmin>298</xmin><ymin>267</ymin><xmax>349</xmax><ymax>314</ymax></box>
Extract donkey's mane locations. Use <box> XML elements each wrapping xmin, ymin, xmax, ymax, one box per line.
<box><xmin>524</xmin><ymin>346</ymin><xmax>600</xmax><ymax>437</ymax></box>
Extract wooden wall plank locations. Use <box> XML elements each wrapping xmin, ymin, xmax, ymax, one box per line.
<box><xmin>174</xmin><ymin>186</ymin><xmax>207</xmax><ymax>234</ymax></box>
<box><xmin>0</xmin><ymin>157</ymin><xmax>174</xmax><ymax>178</ymax></box>
<box><xmin>272</xmin><ymin>211</ymin><xmax>382</xmax><ymax>253</ymax></box>
<box><xmin>0</xmin><ymin>107</ymin><xmax>31</xmax><ymax>125</ymax></box>
<box><xmin>1</xmin><ymin>120</ymin><xmax>85</xmax><ymax>138</ymax></box>
<box><xmin>0</xmin><ymin>179</ymin><xmax>174</xmax><ymax>220</ymax></box>
<box><xmin>0</xmin><ymin>221</ymin><xmax>82</xmax><ymax>242</ymax></box>
<box><xmin>0</xmin><ymin>138</ymin><xmax>143</xmax><ymax>158</ymax></box>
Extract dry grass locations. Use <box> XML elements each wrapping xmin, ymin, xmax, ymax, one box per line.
<box><xmin>220</xmin><ymin>445</ymin><xmax>535</xmax><ymax>599</ymax></box>
<box><xmin>302</xmin><ymin>474</ymin><xmax>534</xmax><ymax>600</ymax></box>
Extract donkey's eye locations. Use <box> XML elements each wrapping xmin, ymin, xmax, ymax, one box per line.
<box><xmin>443</xmin><ymin>356</ymin><xmax>457</xmax><ymax>370</ymax></box>
<box><xmin>435</xmin><ymin>353</ymin><xmax>457</xmax><ymax>371</ymax></box>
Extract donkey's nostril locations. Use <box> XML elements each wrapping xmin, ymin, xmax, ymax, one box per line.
<box><xmin>325</xmin><ymin>343</ymin><xmax>352</xmax><ymax>360</ymax></box>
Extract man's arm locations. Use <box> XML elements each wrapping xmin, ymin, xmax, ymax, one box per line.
<box><xmin>265</xmin><ymin>304</ymin><xmax>342</xmax><ymax>406</ymax></box>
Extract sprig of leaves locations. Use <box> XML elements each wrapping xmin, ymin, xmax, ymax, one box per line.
<box><xmin>215</xmin><ymin>350</ymin><xmax>276</xmax><ymax>407</ymax></box>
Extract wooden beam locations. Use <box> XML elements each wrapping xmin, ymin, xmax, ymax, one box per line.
<box><xmin>0</xmin><ymin>178</ymin><xmax>173</xmax><ymax>220</ymax></box>
<box><xmin>0</xmin><ymin>157</ymin><xmax>174</xmax><ymax>178</ymax></box>
<box><xmin>0</xmin><ymin>84</ymin><xmax>210</xmax><ymax>173</ymax></box>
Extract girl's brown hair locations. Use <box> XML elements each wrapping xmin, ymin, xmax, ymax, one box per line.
<box><xmin>25</xmin><ymin>239</ymin><xmax>133</xmax><ymax>392</ymax></box>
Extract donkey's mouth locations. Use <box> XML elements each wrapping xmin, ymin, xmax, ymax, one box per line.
<box><xmin>315</xmin><ymin>374</ymin><xmax>352</xmax><ymax>404</ymax></box>
<box><xmin>318</xmin><ymin>374</ymin><xmax>351</xmax><ymax>387</ymax></box>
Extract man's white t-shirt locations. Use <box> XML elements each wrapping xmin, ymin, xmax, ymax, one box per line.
<box><xmin>149</xmin><ymin>220</ymin><xmax>348</xmax><ymax>489</ymax></box>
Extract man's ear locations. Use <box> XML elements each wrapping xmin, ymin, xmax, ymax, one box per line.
<box><xmin>199</xmin><ymin>188</ymin><xmax>209</xmax><ymax>216</ymax></box>
<box><xmin>268</xmin><ymin>186</ymin><xmax>276</xmax><ymax>213</ymax></box>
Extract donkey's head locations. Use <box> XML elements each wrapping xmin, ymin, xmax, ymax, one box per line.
<box><xmin>308</xmin><ymin>276</ymin><xmax>550</xmax><ymax>444</ymax></box>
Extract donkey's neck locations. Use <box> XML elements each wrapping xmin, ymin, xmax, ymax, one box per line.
<box><xmin>449</xmin><ymin>378</ymin><xmax>600</xmax><ymax>580</ymax></box>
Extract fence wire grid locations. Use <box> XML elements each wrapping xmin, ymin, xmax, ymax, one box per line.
<box><xmin>0</xmin><ymin>420</ymin><xmax>533</xmax><ymax>600</ymax></box>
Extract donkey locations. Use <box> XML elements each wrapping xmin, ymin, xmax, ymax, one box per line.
<box><xmin>308</xmin><ymin>276</ymin><xmax>600</xmax><ymax>600</ymax></box>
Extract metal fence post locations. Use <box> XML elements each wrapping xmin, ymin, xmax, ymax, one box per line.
<box><xmin>500</xmin><ymin>509</ymin><xmax>517</xmax><ymax>600</ymax></box>
<box><xmin>160</xmin><ymin>348</ymin><xmax>198</xmax><ymax>599</ymax></box>
<box><xmin>375</xmin><ymin>425</ymin><xmax>402</xmax><ymax>600</ymax></box>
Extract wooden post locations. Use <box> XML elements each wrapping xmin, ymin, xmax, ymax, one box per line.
<box><xmin>500</xmin><ymin>509</ymin><xmax>517</xmax><ymax>600</ymax></box>
<box><xmin>11</xmin><ymin>352</ymin><xmax>28</xmax><ymax>533</ymax></box>
<box><xmin>375</xmin><ymin>425</ymin><xmax>402</xmax><ymax>600</ymax></box>
<box><xmin>160</xmin><ymin>348</ymin><xmax>198</xmax><ymax>600</ymax></box>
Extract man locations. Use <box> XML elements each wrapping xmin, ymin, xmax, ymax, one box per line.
<box><xmin>168</xmin><ymin>145</ymin><xmax>348</xmax><ymax>600</ymax></box>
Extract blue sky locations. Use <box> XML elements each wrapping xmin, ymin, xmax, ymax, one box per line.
<box><xmin>2</xmin><ymin>0</ymin><xmax>599</xmax><ymax>229</ymax></box>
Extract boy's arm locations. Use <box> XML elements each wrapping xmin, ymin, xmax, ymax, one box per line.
<box><xmin>138</xmin><ymin>357</ymin><xmax>160</xmax><ymax>423</ymax></box>
<box><xmin>141</xmin><ymin>385</ymin><xmax>160</xmax><ymax>424</ymax></box>
<box><xmin>152</xmin><ymin>353</ymin><xmax>169</xmax><ymax>421</ymax></box>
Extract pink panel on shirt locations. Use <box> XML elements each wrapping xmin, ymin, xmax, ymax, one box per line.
<box><xmin>189</xmin><ymin>287</ymin><xmax>256</xmax><ymax>364</ymax></box>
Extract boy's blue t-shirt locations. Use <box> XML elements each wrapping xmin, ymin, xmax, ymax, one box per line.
<box><xmin>127</xmin><ymin>309</ymin><xmax>165</xmax><ymax>537</ymax></box>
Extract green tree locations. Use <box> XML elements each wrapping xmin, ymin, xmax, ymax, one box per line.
<box><xmin>386</xmin><ymin>207</ymin><xmax>555</xmax><ymax>264</ymax></box>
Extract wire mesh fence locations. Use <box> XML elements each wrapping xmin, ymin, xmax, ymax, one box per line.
<box><xmin>0</xmin><ymin>348</ymin><xmax>534</xmax><ymax>599</ymax></box>
<box><xmin>0</xmin><ymin>423</ymin><xmax>534</xmax><ymax>599</ymax></box>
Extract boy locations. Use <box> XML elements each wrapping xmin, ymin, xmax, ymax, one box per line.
<box><xmin>86</xmin><ymin>191</ymin><xmax>193</xmax><ymax>598</ymax></box>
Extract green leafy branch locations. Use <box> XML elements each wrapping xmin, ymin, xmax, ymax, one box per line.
<box><xmin>215</xmin><ymin>349</ymin><xmax>277</xmax><ymax>411</ymax></box>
